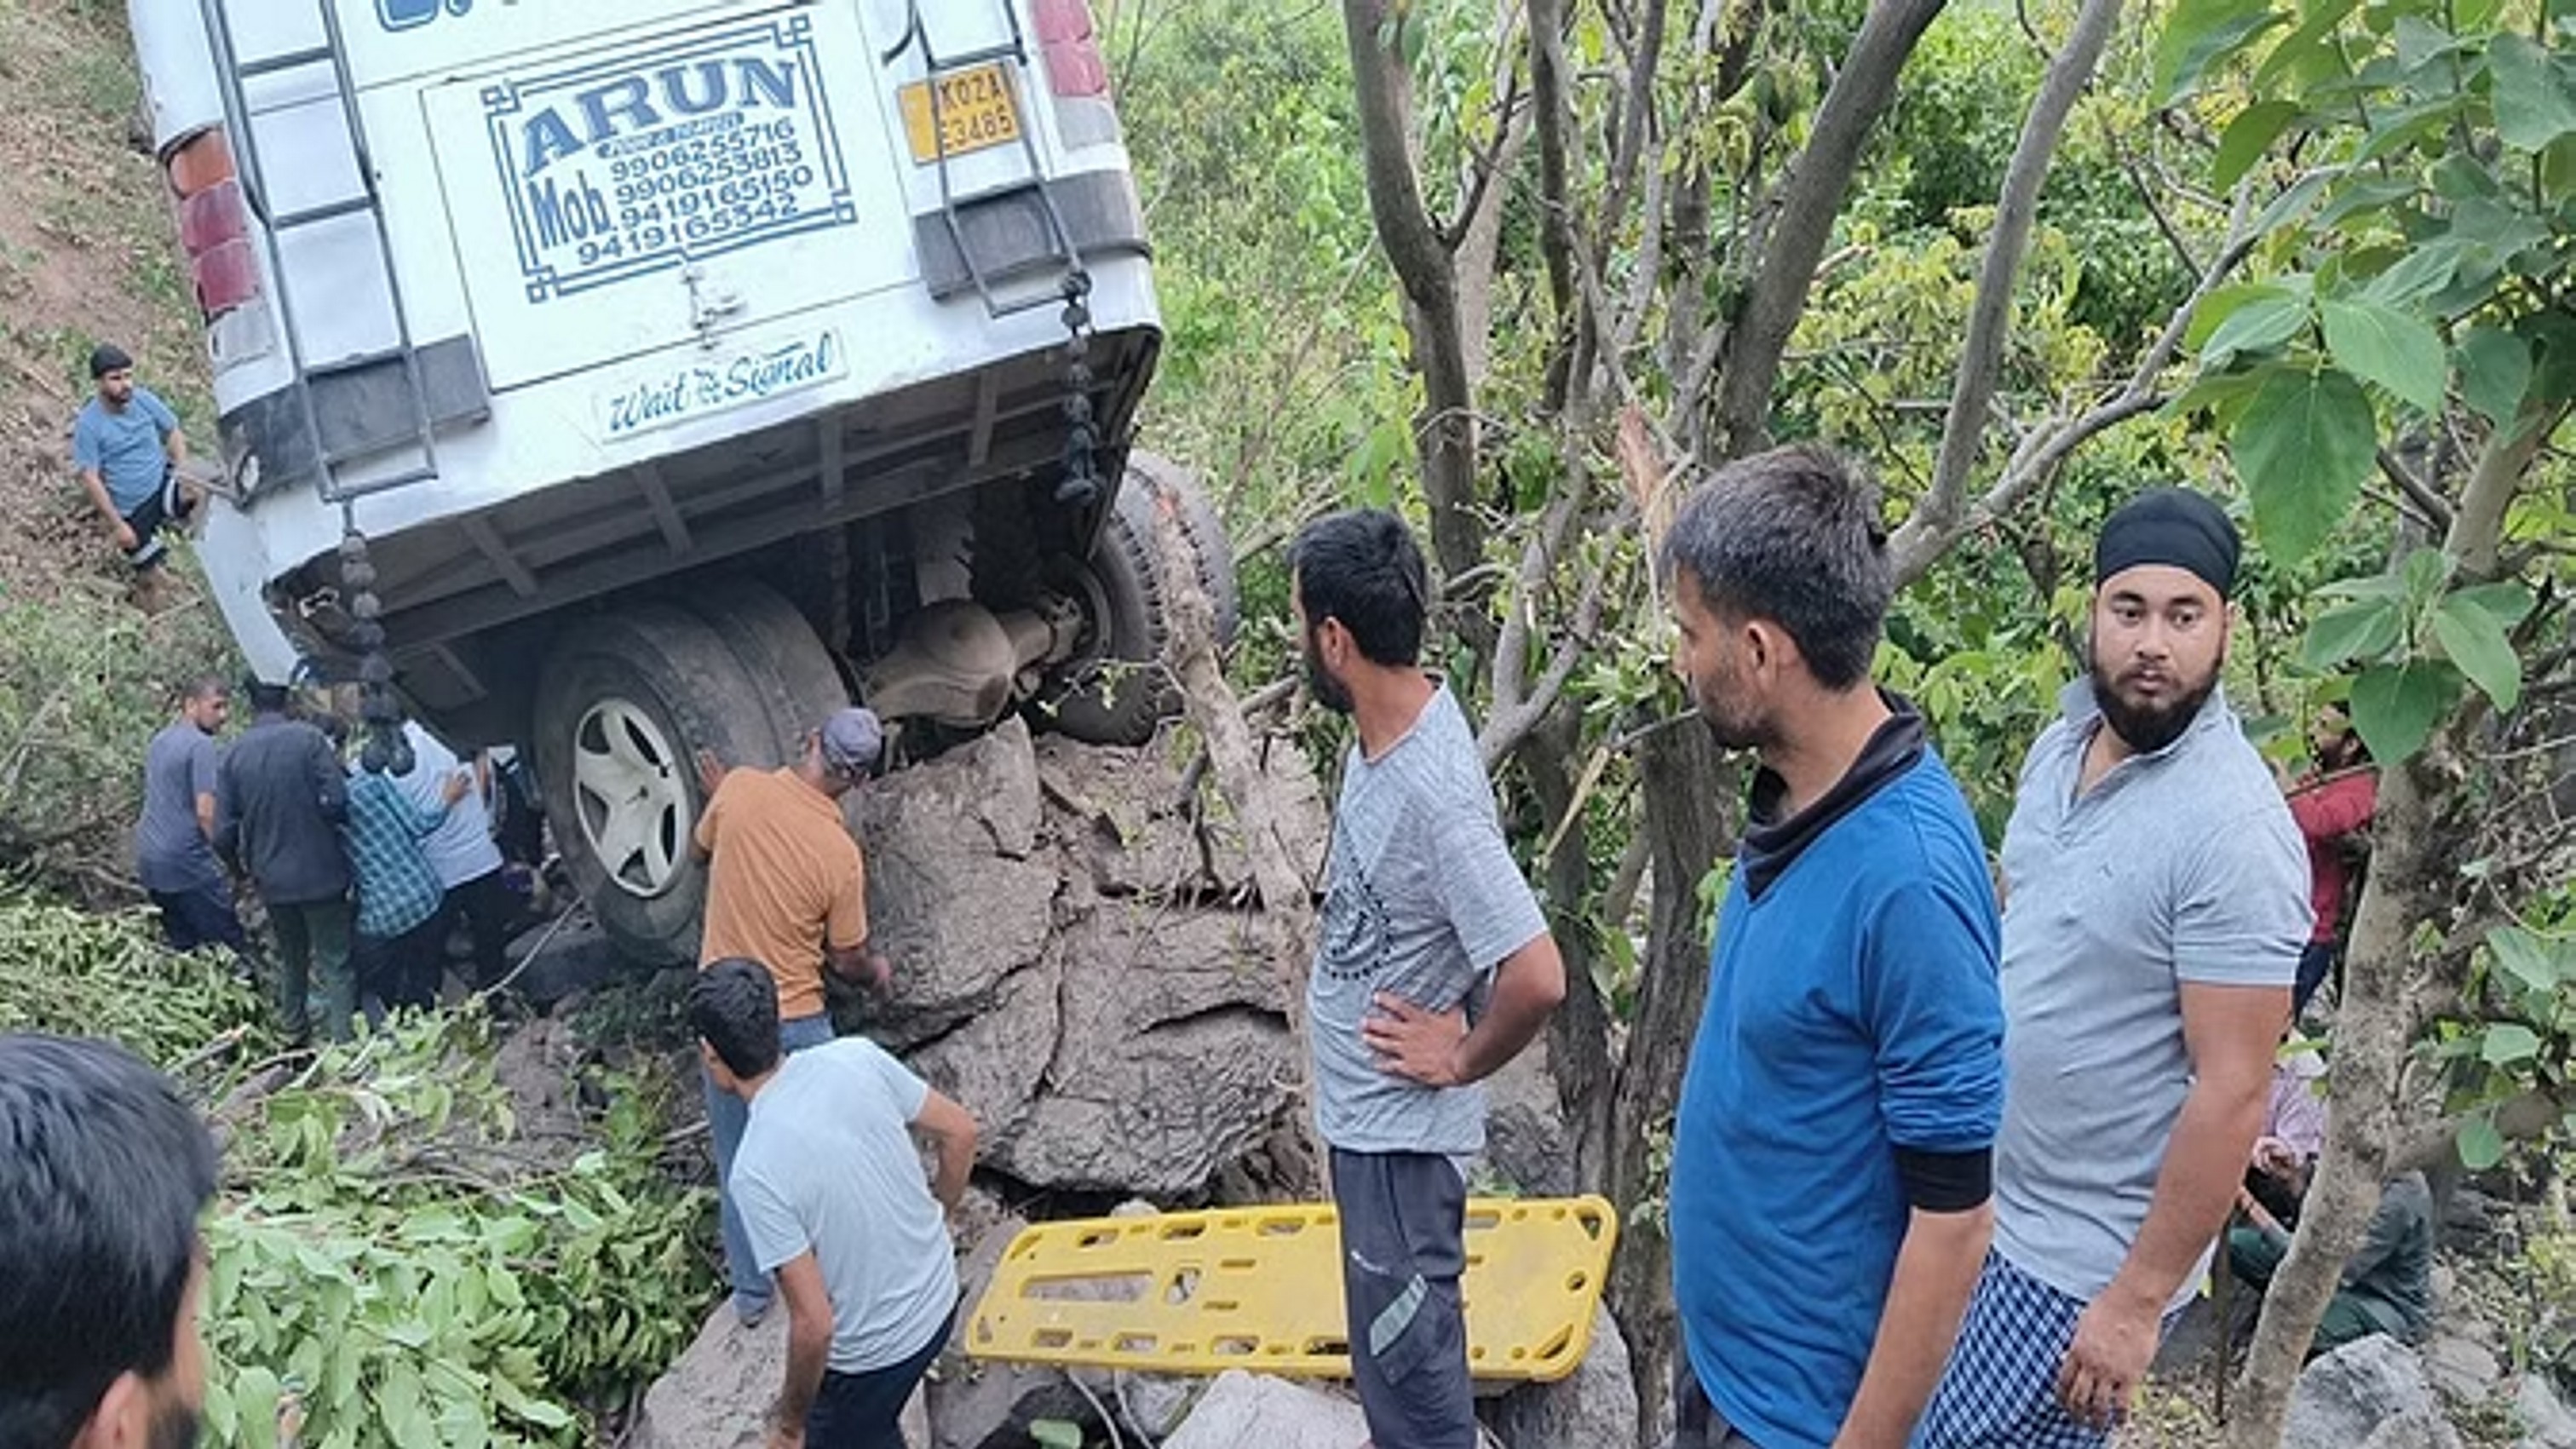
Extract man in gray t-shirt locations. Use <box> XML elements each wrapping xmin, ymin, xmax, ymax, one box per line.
<box><xmin>1290</xmin><ymin>509</ymin><xmax>1563</xmax><ymax>1449</ymax></box>
<box><xmin>692</xmin><ymin>959</ymin><xmax>977</xmax><ymax>1449</ymax></box>
<box><xmin>1919</xmin><ymin>490</ymin><xmax>2309</xmax><ymax>1449</ymax></box>
<box><xmin>135</xmin><ymin>676</ymin><xmax>246</xmax><ymax>957</ymax></box>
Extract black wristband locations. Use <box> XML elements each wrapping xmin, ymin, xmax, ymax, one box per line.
<box><xmin>1894</xmin><ymin>1145</ymin><xmax>1992</xmax><ymax>1213</ymax></box>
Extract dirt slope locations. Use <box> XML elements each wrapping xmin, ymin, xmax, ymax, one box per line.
<box><xmin>0</xmin><ymin>0</ymin><xmax>212</xmax><ymax>605</ymax></box>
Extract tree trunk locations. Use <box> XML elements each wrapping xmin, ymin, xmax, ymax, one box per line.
<box><xmin>1339</xmin><ymin>0</ymin><xmax>1486</xmax><ymax>613</ymax></box>
<box><xmin>1609</xmin><ymin>717</ymin><xmax>1736</xmax><ymax>1445</ymax></box>
<box><xmin>2222</xmin><ymin>754</ymin><xmax>2436</xmax><ymax>1443</ymax></box>
<box><xmin>1522</xmin><ymin>702</ymin><xmax>1619</xmax><ymax>1189</ymax></box>
<box><xmin>2225</xmin><ymin>406</ymin><xmax>2556</xmax><ymax>1446</ymax></box>
<box><xmin>1142</xmin><ymin>474</ymin><xmax>1328</xmax><ymax>1199</ymax></box>
<box><xmin>1711</xmin><ymin>0</ymin><xmax>1948</xmax><ymax>456</ymax></box>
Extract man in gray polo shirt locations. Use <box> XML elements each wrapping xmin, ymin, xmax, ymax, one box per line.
<box><xmin>1291</xmin><ymin>509</ymin><xmax>1566</xmax><ymax>1449</ymax></box>
<box><xmin>1917</xmin><ymin>489</ymin><xmax>2309</xmax><ymax>1448</ymax></box>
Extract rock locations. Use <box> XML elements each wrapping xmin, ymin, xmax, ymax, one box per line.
<box><xmin>632</xmin><ymin>1307</ymin><xmax>783</xmax><ymax>1449</ymax></box>
<box><xmin>1485</xmin><ymin>1304</ymin><xmax>1638</xmax><ymax>1449</ymax></box>
<box><xmin>2282</xmin><ymin>1336</ymin><xmax>2463</xmax><ymax>1449</ymax></box>
<box><xmin>986</xmin><ymin>910</ymin><xmax>1297</xmax><ymax>1195</ymax></box>
<box><xmin>496</xmin><ymin>912</ymin><xmax>628</xmax><ymax>1006</ymax></box>
<box><xmin>634</xmin><ymin>1305</ymin><xmax>936</xmax><ymax>1448</ymax></box>
<box><xmin>2424</xmin><ymin>1331</ymin><xmax>2503</xmax><ymax>1402</ymax></box>
<box><xmin>929</xmin><ymin>1213</ymin><xmax>1095</xmax><ymax>1449</ymax></box>
<box><xmin>860</xmin><ymin>722</ymin><xmax>1061</xmax><ymax>1047</ymax></box>
<box><xmin>2519</xmin><ymin>1372</ymin><xmax>2576</xmax><ymax>1449</ymax></box>
<box><xmin>1482</xmin><ymin>1037</ymin><xmax>1575</xmax><ymax>1196</ymax></box>
<box><xmin>1161</xmin><ymin>1371</ymin><xmax>1371</xmax><ymax>1449</ymax></box>
<box><xmin>856</xmin><ymin>716</ymin><xmax>1324</xmax><ymax>1199</ymax></box>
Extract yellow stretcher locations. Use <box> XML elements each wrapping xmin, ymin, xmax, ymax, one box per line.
<box><xmin>963</xmin><ymin>1196</ymin><xmax>1619</xmax><ymax>1383</ymax></box>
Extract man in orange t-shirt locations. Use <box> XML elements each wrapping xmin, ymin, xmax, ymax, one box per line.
<box><xmin>693</xmin><ymin>704</ymin><xmax>888</xmax><ymax>1326</ymax></box>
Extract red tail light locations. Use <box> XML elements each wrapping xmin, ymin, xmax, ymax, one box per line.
<box><xmin>1033</xmin><ymin>0</ymin><xmax>1109</xmax><ymax>97</ymax></box>
<box><xmin>163</xmin><ymin>129</ymin><xmax>263</xmax><ymax>321</ymax></box>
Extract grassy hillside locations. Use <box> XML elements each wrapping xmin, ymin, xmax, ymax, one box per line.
<box><xmin>0</xmin><ymin>0</ymin><xmax>239</xmax><ymax>895</ymax></box>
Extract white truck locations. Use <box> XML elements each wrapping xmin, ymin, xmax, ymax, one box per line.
<box><xmin>127</xmin><ymin>0</ymin><xmax>1233</xmax><ymax>963</ymax></box>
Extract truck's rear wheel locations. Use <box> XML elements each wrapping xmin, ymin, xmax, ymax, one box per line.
<box><xmin>693</xmin><ymin>578</ymin><xmax>851</xmax><ymax>748</ymax></box>
<box><xmin>533</xmin><ymin>604</ymin><xmax>774</xmax><ymax>965</ymax></box>
<box><xmin>1048</xmin><ymin>456</ymin><xmax>1238</xmax><ymax>746</ymax></box>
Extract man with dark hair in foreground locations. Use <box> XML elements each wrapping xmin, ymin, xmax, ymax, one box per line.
<box><xmin>690</xmin><ymin>958</ymin><xmax>976</xmax><ymax>1449</ymax></box>
<box><xmin>0</xmin><ymin>1032</ymin><xmax>220</xmax><ymax>1449</ymax></box>
<box><xmin>1659</xmin><ymin>446</ymin><xmax>2005</xmax><ymax>1448</ymax></box>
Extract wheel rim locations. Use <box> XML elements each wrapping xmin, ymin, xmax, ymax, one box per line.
<box><xmin>571</xmin><ymin>698</ymin><xmax>690</xmax><ymax>899</ymax></box>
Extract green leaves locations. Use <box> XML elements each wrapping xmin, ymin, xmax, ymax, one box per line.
<box><xmin>2301</xmin><ymin>597</ymin><xmax>2404</xmax><ymax>669</ymax></box>
<box><xmin>2320</xmin><ymin>298</ymin><xmax>2447</xmax><ymax>411</ymax></box>
<box><xmin>2487</xmin><ymin>34</ymin><xmax>2576</xmax><ymax>152</ymax></box>
<box><xmin>2479</xmin><ymin>1021</ymin><xmax>2544</xmax><ymax>1065</ymax></box>
<box><xmin>2350</xmin><ymin>659</ymin><xmax>2458</xmax><ymax>762</ymax></box>
<box><xmin>2487</xmin><ymin>926</ymin><xmax>2568</xmax><ymax>996</ymax></box>
<box><xmin>2231</xmin><ymin>365</ymin><xmax>2377</xmax><ymax>566</ymax></box>
<box><xmin>2458</xmin><ymin>1113</ymin><xmax>2509</xmax><ymax>1171</ymax></box>
<box><xmin>2430</xmin><ymin>589</ymin><xmax>2523</xmax><ymax>710</ymax></box>
<box><xmin>2157</xmin><ymin>0</ymin><xmax>2288</xmax><ymax>102</ymax></box>
<box><xmin>2217</xmin><ymin>100</ymin><xmax>2304</xmax><ymax>187</ymax></box>
<box><xmin>2204</xmin><ymin>285</ymin><xmax>2312</xmax><ymax>363</ymax></box>
<box><xmin>2457</xmin><ymin>326</ymin><xmax>2534</xmax><ymax>425</ymax></box>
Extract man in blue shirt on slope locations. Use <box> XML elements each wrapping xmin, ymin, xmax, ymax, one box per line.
<box><xmin>70</xmin><ymin>344</ymin><xmax>197</xmax><ymax>611</ymax></box>
<box><xmin>1662</xmin><ymin>446</ymin><xmax>2006</xmax><ymax>1449</ymax></box>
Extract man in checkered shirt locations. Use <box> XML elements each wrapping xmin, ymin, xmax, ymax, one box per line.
<box><xmin>335</xmin><ymin>718</ymin><xmax>471</xmax><ymax>1021</ymax></box>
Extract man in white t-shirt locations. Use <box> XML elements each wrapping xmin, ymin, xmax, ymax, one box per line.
<box><xmin>394</xmin><ymin>721</ymin><xmax>515</xmax><ymax>988</ymax></box>
<box><xmin>691</xmin><ymin>958</ymin><xmax>977</xmax><ymax>1449</ymax></box>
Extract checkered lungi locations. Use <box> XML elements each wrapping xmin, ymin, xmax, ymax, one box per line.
<box><xmin>1911</xmin><ymin>1252</ymin><xmax>2129</xmax><ymax>1449</ymax></box>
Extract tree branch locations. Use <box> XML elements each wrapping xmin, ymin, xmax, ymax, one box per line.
<box><xmin>1915</xmin><ymin>0</ymin><xmax>2124</xmax><ymax>548</ymax></box>
<box><xmin>2377</xmin><ymin>446</ymin><xmax>2456</xmax><ymax>536</ymax></box>
<box><xmin>1884</xmin><ymin>186</ymin><xmax>2263</xmax><ymax>588</ymax></box>
<box><xmin>1711</xmin><ymin>0</ymin><xmax>1948</xmax><ymax>460</ymax></box>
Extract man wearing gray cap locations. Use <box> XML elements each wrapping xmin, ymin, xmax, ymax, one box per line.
<box><xmin>693</xmin><ymin>705</ymin><xmax>892</xmax><ymax>1327</ymax></box>
<box><xmin>1916</xmin><ymin>488</ymin><xmax>2309</xmax><ymax>1447</ymax></box>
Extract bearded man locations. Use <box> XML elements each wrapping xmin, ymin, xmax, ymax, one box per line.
<box><xmin>1914</xmin><ymin>487</ymin><xmax>2312</xmax><ymax>1447</ymax></box>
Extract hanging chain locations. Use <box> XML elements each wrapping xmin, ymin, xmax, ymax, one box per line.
<box><xmin>1054</xmin><ymin>267</ymin><xmax>1101</xmax><ymax>508</ymax></box>
<box><xmin>337</xmin><ymin>508</ymin><xmax>412</xmax><ymax>776</ymax></box>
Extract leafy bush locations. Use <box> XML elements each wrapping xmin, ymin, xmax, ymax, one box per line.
<box><xmin>201</xmin><ymin>1009</ymin><xmax>716</xmax><ymax>1449</ymax></box>
<box><xmin>0</xmin><ymin>892</ymin><xmax>716</xmax><ymax>1447</ymax></box>
<box><xmin>0</xmin><ymin>884</ymin><xmax>267</xmax><ymax>1057</ymax></box>
<box><xmin>0</xmin><ymin>571</ymin><xmax>241</xmax><ymax>901</ymax></box>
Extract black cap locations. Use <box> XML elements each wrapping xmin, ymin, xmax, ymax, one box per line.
<box><xmin>2095</xmin><ymin>487</ymin><xmax>2240</xmax><ymax>597</ymax></box>
<box><xmin>89</xmin><ymin>344</ymin><xmax>133</xmax><ymax>380</ymax></box>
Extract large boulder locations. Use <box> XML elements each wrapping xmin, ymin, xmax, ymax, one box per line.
<box><xmin>2520</xmin><ymin>1372</ymin><xmax>2576</xmax><ymax>1449</ymax></box>
<box><xmin>858</xmin><ymin>719</ymin><xmax>1327</xmax><ymax>1198</ymax></box>
<box><xmin>2424</xmin><ymin>1330</ymin><xmax>2504</xmax><ymax>1403</ymax></box>
<box><xmin>630</xmin><ymin>1308</ymin><xmax>927</xmax><ymax>1449</ymax></box>
<box><xmin>1160</xmin><ymin>1372</ymin><xmax>1371</xmax><ymax>1449</ymax></box>
<box><xmin>1481</xmin><ymin>1038</ymin><xmax>1575</xmax><ymax>1196</ymax></box>
<box><xmin>2283</xmin><ymin>1336</ymin><xmax>2464</xmax><ymax>1449</ymax></box>
<box><xmin>1484</xmin><ymin>1303</ymin><xmax>1638</xmax><ymax>1449</ymax></box>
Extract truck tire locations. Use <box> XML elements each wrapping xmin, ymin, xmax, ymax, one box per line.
<box><xmin>532</xmin><ymin>604</ymin><xmax>772</xmax><ymax>965</ymax></box>
<box><xmin>1049</xmin><ymin>456</ymin><xmax>1238</xmax><ymax>746</ymax></box>
<box><xmin>692</xmin><ymin>578</ymin><xmax>851</xmax><ymax>752</ymax></box>
<box><xmin>1130</xmin><ymin>450</ymin><xmax>1240</xmax><ymax>647</ymax></box>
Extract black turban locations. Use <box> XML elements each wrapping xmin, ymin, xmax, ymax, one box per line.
<box><xmin>2095</xmin><ymin>487</ymin><xmax>2240</xmax><ymax>596</ymax></box>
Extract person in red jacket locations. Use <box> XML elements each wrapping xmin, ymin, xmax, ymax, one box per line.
<box><xmin>2284</xmin><ymin>703</ymin><xmax>2376</xmax><ymax>1016</ymax></box>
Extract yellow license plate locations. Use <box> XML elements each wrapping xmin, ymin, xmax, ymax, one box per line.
<box><xmin>898</xmin><ymin>63</ymin><xmax>1023</xmax><ymax>164</ymax></box>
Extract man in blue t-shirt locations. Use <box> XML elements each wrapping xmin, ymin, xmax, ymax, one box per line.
<box><xmin>70</xmin><ymin>344</ymin><xmax>197</xmax><ymax>607</ymax></box>
<box><xmin>1660</xmin><ymin>446</ymin><xmax>2005</xmax><ymax>1449</ymax></box>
